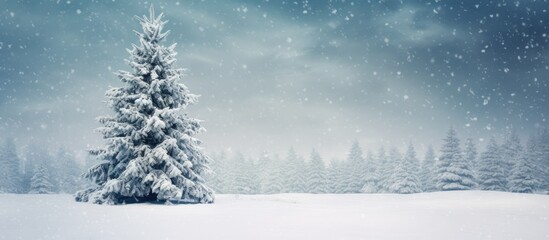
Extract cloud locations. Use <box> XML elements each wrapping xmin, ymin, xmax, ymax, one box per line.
<box><xmin>0</xmin><ymin>0</ymin><xmax>547</xmax><ymax>160</ymax></box>
<box><xmin>377</xmin><ymin>6</ymin><xmax>457</xmax><ymax>45</ymax></box>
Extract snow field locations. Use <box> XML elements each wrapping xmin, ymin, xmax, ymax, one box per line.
<box><xmin>1</xmin><ymin>191</ymin><xmax>548</xmax><ymax>240</ymax></box>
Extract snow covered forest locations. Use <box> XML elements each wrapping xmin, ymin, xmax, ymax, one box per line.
<box><xmin>0</xmin><ymin>140</ymin><xmax>87</xmax><ymax>194</ymax></box>
<box><xmin>2</xmin><ymin>127</ymin><xmax>546</xmax><ymax>195</ymax></box>
<box><xmin>206</xmin><ymin>128</ymin><xmax>548</xmax><ymax>195</ymax></box>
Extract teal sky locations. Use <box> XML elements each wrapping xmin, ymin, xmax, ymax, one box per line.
<box><xmin>1</xmin><ymin>0</ymin><xmax>548</xmax><ymax>159</ymax></box>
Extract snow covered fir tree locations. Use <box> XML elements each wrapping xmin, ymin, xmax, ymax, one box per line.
<box><xmin>342</xmin><ymin>141</ymin><xmax>366</xmax><ymax>193</ymax></box>
<box><xmin>306</xmin><ymin>149</ymin><xmax>327</xmax><ymax>193</ymax></box>
<box><xmin>29</xmin><ymin>163</ymin><xmax>54</xmax><ymax>194</ymax></box>
<box><xmin>435</xmin><ymin>128</ymin><xmax>476</xmax><ymax>191</ymax></box>
<box><xmin>478</xmin><ymin>138</ymin><xmax>507</xmax><ymax>191</ymax></box>
<box><xmin>508</xmin><ymin>137</ymin><xmax>539</xmax><ymax>193</ymax></box>
<box><xmin>360</xmin><ymin>151</ymin><xmax>379</xmax><ymax>193</ymax></box>
<box><xmin>0</xmin><ymin>139</ymin><xmax>22</xmax><ymax>193</ymax></box>
<box><xmin>389</xmin><ymin>143</ymin><xmax>421</xmax><ymax>194</ymax></box>
<box><xmin>75</xmin><ymin>7</ymin><xmax>214</xmax><ymax>204</ymax></box>
<box><xmin>420</xmin><ymin>146</ymin><xmax>437</xmax><ymax>192</ymax></box>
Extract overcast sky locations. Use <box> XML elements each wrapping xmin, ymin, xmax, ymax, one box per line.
<box><xmin>1</xmin><ymin>0</ymin><xmax>548</xmax><ymax>160</ymax></box>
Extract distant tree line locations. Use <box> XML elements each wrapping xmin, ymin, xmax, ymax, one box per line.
<box><xmin>206</xmin><ymin>128</ymin><xmax>549</xmax><ymax>194</ymax></box>
<box><xmin>0</xmin><ymin>139</ymin><xmax>86</xmax><ymax>194</ymax></box>
<box><xmin>2</xmin><ymin>127</ymin><xmax>548</xmax><ymax>195</ymax></box>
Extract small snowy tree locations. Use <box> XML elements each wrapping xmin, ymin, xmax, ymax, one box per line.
<box><xmin>55</xmin><ymin>148</ymin><xmax>84</xmax><ymax>194</ymax></box>
<box><xmin>232</xmin><ymin>153</ymin><xmax>259</xmax><ymax>194</ymax></box>
<box><xmin>0</xmin><ymin>138</ymin><xmax>22</xmax><ymax>193</ymax></box>
<box><xmin>283</xmin><ymin>148</ymin><xmax>306</xmax><ymax>193</ymax></box>
<box><xmin>477</xmin><ymin>138</ymin><xmax>507</xmax><ymax>191</ymax></box>
<box><xmin>29</xmin><ymin>163</ymin><xmax>53</xmax><ymax>194</ymax></box>
<box><xmin>375</xmin><ymin>147</ymin><xmax>389</xmax><ymax>192</ymax></box>
<box><xmin>436</xmin><ymin>128</ymin><xmax>475</xmax><ymax>191</ymax></box>
<box><xmin>255</xmin><ymin>151</ymin><xmax>271</xmax><ymax>194</ymax></box>
<box><xmin>361</xmin><ymin>150</ymin><xmax>379</xmax><ymax>193</ymax></box>
<box><xmin>509</xmin><ymin>138</ymin><xmax>539</xmax><ymax>193</ymax></box>
<box><xmin>22</xmin><ymin>144</ymin><xmax>48</xmax><ymax>193</ymax></box>
<box><xmin>420</xmin><ymin>145</ymin><xmax>437</xmax><ymax>192</ymax></box>
<box><xmin>384</xmin><ymin>147</ymin><xmax>401</xmax><ymax>193</ymax></box>
<box><xmin>389</xmin><ymin>144</ymin><xmax>422</xmax><ymax>194</ymax></box>
<box><xmin>326</xmin><ymin>159</ymin><xmax>345</xmax><ymax>193</ymax></box>
<box><xmin>76</xmin><ymin>7</ymin><xmax>214</xmax><ymax>204</ymax></box>
<box><xmin>464</xmin><ymin>138</ymin><xmax>478</xmax><ymax>176</ymax></box>
<box><xmin>306</xmin><ymin>149</ymin><xmax>327</xmax><ymax>193</ymax></box>
<box><xmin>218</xmin><ymin>151</ymin><xmax>239</xmax><ymax>194</ymax></box>
<box><xmin>538</xmin><ymin>130</ymin><xmax>549</xmax><ymax>191</ymax></box>
<box><xmin>264</xmin><ymin>154</ymin><xmax>285</xmax><ymax>194</ymax></box>
<box><xmin>203</xmin><ymin>151</ymin><xmax>225</xmax><ymax>194</ymax></box>
<box><xmin>342</xmin><ymin>141</ymin><xmax>365</xmax><ymax>193</ymax></box>
<box><xmin>501</xmin><ymin>131</ymin><xmax>522</xmax><ymax>188</ymax></box>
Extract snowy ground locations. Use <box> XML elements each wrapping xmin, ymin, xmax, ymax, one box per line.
<box><xmin>0</xmin><ymin>191</ymin><xmax>548</xmax><ymax>240</ymax></box>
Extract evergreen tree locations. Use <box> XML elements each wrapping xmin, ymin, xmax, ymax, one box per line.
<box><xmin>538</xmin><ymin>129</ymin><xmax>549</xmax><ymax>191</ymax></box>
<box><xmin>361</xmin><ymin>150</ymin><xmax>379</xmax><ymax>193</ymax></box>
<box><xmin>29</xmin><ymin>163</ymin><xmax>53</xmax><ymax>194</ymax></box>
<box><xmin>385</xmin><ymin>147</ymin><xmax>401</xmax><ymax>193</ymax></box>
<box><xmin>436</xmin><ymin>128</ymin><xmax>475</xmax><ymax>191</ymax></box>
<box><xmin>0</xmin><ymin>138</ymin><xmax>22</xmax><ymax>193</ymax></box>
<box><xmin>203</xmin><ymin>151</ymin><xmax>224</xmax><ymax>194</ymax></box>
<box><xmin>264</xmin><ymin>154</ymin><xmax>285</xmax><ymax>194</ymax></box>
<box><xmin>464</xmin><ymin>138</ymin><xmax>478</xmax><ymax>177</ymax></box>
<box><xmin>420</xmin><ymin>145</ymin><xmax>437</xmax><ymax>192</ymax></box>
<box><xmin>326</xmin><ymin>159</ymin><xmax>344</xmax><ymax>193</ymax></box>
<box><xmin>296</xmin><ymin>156</ymin><xmax>307</xmax><ymax>193</ymax></box>
<box><xmin>389</xmin><ymin>143</ymin><xmax>422</xmax><ymax>194</ymax></box>
<box><xmin>477</xmin><ymin>138</ymin><xmax>507</xmax><ymax>191</ymax></box>
<box><xmin>283</xmin><ymin>148</ymin><xmax>306</xmax><ymax>193</ymax></box>
<box><xmin>509</xmin><ymin>138</ymin><xmax>539</xmax><ymax>193</ymax></box>
<box><xmin>526</xmin><ymin>132</ymin><xmax>546</xmax><ymax>192</ymax></box>
<box><xmin>342</xmin><ymin>141</ymin><xmax>365</xmax><ymax>193</ymax></box>
<box><xmin>219</xmin><ymin>151</ymin><xmax>237</xmax><ymax>194</ymax></box>
<box><xmin>55</xmin><ymin>148</ymin><xmax>84</xmax><ymax>194</ymax></box>
<box><xmin>48</xmin><ymin>149</ymin><xmax>63</xmax><ymax>193</ymax></box>
<box><xmin>215</xmin><ymin>151</ymin><xmax>238</xmax><ymax>194</ymax></box>
<box><xmin>82</xmin><ymin>154</ymin><xmax>101</xmax><ymax>190</ymax></box>
<box><xmin>76</xmin><ymin>7</ymin><xmax>214</xmax><ymax>204</ymax></box>
<box><xmin>255</xmin><ymin>151</ymin><xmax>271</xmax><ymax>194</ymax></box>
<box><xmin>306</xmin><ymin>149</ymin><xmax>327</xmax><ymax>193</ymax></box>
<box><xmin>501</xmin><ymin>130</ymin><xmax>522</xmax><ymax>188</ymax></box>
<box><xmin>21</xmin><ymin>147</ymin><xmax>36</xmax><ymax>193</ymax></box>
<box><xmin>232</xmin><ymin>153</ymin><xmax>259</xmax><ymax>194</ymax></box>
<box><xmin>375</xmin><ymin>147</ymin><xmax>389</xmax><ymax>192</ymax></box>
<box><xmin>23</xmin><ymin>144</ymin><xmax>56</xmax><ymax>193</ymax></box>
